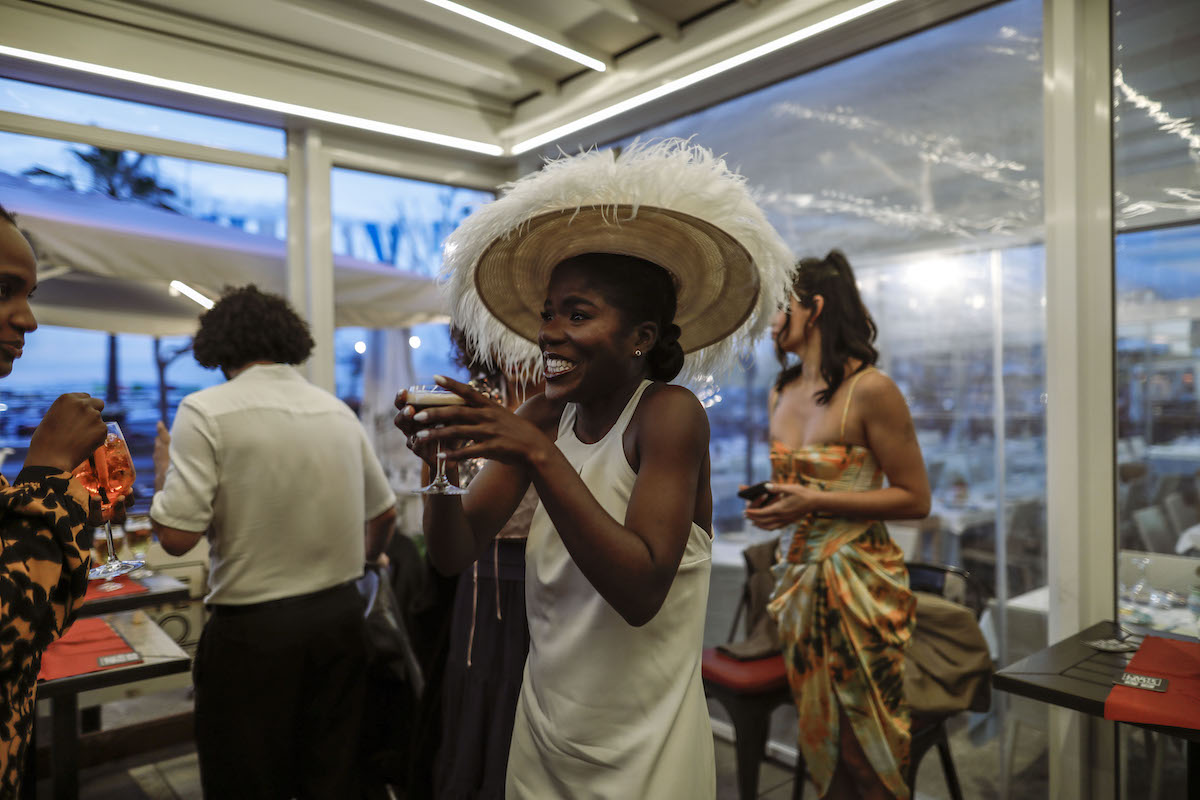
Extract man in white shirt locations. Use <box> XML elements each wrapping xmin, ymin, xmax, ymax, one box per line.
<box><xmin>150</xmin><ymin>285</ymin><xmax>396</xmax><ymax>799</ymax></box>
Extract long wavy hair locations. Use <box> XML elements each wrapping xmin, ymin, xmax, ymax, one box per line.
<box><xmin>774</xmin><ymin>250</ymin><xmax>878</xmax><ymax>405</ymax></box>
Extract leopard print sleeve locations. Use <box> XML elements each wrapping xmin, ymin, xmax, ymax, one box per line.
<box><xmin>0</xmin><ymin>467</ymin><xmax>97</xmax><ymax>795</ymax></box>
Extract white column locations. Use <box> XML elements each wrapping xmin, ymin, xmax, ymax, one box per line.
<box><xmin>286</xmin><ymin>127</ymin><xmax>336</xmax><ymax>391</ymax></box>
<box><xmin>1042</xmin><ymin>0</ymin><xmax>1117</xmax><ymax>797</ymax></box>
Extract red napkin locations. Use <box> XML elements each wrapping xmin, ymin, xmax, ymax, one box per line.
<box><xmin>38</xmin><ymin>618</ymin><xmax>142</xmax><ymax>681</ymax></box>
<box><xmin>82</xmin><ymin>574</ymin><xmax>149</xmax><ymax>603</ymax></box>
<box><xmin>1103</xmin><ymin>635</ymin><xmax>1200</xmax><ymax>730</ymax></box>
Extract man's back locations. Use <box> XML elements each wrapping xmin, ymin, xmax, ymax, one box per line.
<box><xmin>151</xmin><ymin>363</ymin><xmax>394</xmax><ymax>605</ymax></box>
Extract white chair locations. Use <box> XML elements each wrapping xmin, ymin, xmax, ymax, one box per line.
<box><xmin>1131</xmin><ymin>506</ymin><xmax>1176</xmax><ymax>554</ymax></box>
<box><xmin>1162</xmin><ymin>491</ymin><xmax>1198</xmax><ymax>537</ymax></box>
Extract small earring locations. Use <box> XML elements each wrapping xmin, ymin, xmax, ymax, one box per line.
<box><xmin>634</xmin><ymin>349</ymin><xmax>642</xmax><ymax>357</ymax></box>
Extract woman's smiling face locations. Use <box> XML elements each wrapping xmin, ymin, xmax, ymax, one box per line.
<box><xmin>538</xmin><ymin>260</ymin><xmax>639</xmax><ymax>404</ymax></box>
<box><xmin>0</xmin><ymin>220</ymin><xmax>38</xmax><ymax>378</ymax></box>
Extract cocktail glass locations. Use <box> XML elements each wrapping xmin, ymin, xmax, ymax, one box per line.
<box><xmin>405</xmin><ymin>385</ymin><xmax>468</xmax><ymax>496</ymax></box>
<box><xmin>73</xmin><ymin>422</ymin><xmax>145</xmax><ymax>581</ymax></box>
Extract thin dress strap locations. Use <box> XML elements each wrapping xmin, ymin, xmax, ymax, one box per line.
<box><xmin>839</xmin><ymin>367</ymin><xmax>873</xmax><ymax>441</ymax></box>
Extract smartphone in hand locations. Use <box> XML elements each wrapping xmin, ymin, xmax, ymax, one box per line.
<box><xmin>737</xmin><ymin>481</ymin><xmax>773</xmax><ymax>502</ymax></box>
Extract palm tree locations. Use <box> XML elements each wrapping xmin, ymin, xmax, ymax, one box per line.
<box><xmin>24</xmin><ymin>147</ymin><xmax>182</xmax><ymax>412</ymax></box>
<box><xmin>23</xmin><ymin>146</ymin><xmax>180</xmax><ymax>211</ymax></box>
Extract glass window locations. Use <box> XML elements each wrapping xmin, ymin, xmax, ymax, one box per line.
<box><xmin>0</xmin><ymin>328</ymin><xmax>222</xmax><ymax>503</ymax></box>
<box><xmin>329</xmin><ymin>168</ymin><xmax>493</xmax><ymax>493</ymax></box>
<box><xmin>330</xmin><ymin>167</ymin><xmax>493</xmax><ymax>405</ymax></box>
<box><xmin>0</xmin><ymin>77</ymin><xmax>285</xmax><ymax>157</ymax></box>
<box><xmin>0</xmin><ymin>130</ymin><xmax>285</xmax><ymax>509</ymax></box>
<box><xmin>1113</xmin><ymin>0</ymin><xmax>1200</xmax><ymax>794</ymax></box>
<box><xmin>614</xmin><ymin>0</ymin><xmax>1047</xmax><ymax>794</ymax></box>
<box><xmin>0</xmin><ymin>131</ymin><xmax>287</xmax><ymax>236</ymax></box>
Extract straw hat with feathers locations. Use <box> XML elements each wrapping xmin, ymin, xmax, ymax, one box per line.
<box><xmin>441</xmin><ymin>138</ymin><xmax>795</xmax><ymax>385</ymax></box>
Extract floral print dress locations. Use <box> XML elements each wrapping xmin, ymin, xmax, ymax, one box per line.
<box><xmin>0</xmin><ymin>468</ymin><xmax>95</xmax><ymax>796</ymax></box>
<box><xmin>765</xmin><ymin>370</ymin><xmax>916</xmax><ymax>798</ymax></box>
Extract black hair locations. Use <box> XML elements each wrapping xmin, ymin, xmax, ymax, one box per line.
<box><xmin>775</xmin><ymin>250</ymin><xmax>878</xmax><ymax>405</ymax></box>
<box><xmin>450</xmin><ymin>324</ymin><xmax>502</xmax><ymax>386</ymax></box>
<box><xmin>192</xmin><ymin>284</ymin><xmax>314</xmax><ymax>372</ymax></box>
<box><xmin>555</xmin><ymin>253</ymin><xmax>685</xmax><ymax>382</ymax></box>
<box><xmin>0</xmin><ymin>203</ymin><xmax>16</xmax><ymax>227</ymax></box>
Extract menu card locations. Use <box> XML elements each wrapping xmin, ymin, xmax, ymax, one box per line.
<box><xmin>1103</xmin><ymin>635</ymin><xmax>1200</xmax><ymax>730</ymax></box>
<box><xmin>38</xmin><ymin>618</ymin><xmax>142</xmax><ymax>681</ymax></box>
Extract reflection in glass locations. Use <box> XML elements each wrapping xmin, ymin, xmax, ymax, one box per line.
<box><xmin>1114</xmin><ymin>0</ymin><xmax>1199</xmax><ymax>793</ymax></box>
<box><xmin>611</xmin><ymin>0</ymin><xmax>1048</xmax><ymax>796</ymax></box>
<box><xmin>0</xmin><ymin>77</ymin><xmax>285</xmax><ymax>157</ymax></box>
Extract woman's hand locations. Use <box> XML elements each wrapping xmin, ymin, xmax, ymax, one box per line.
<box><xmin>743</xmin><ymin>482</ymin><xmax>824</xmax><ymax>530</ymax></box>
<box><xmin>393</xmin><ymin>387</ymin><xmax>451</xmax><ymax>468</ymax></box>
<box><xmin>25</xmin><ymin>393</ymin><xmax>107</xmax><ymax>473</ymax></box>
<box><xmin>402</xmin><ymin>376</ymin><xmax>553</xmax><ymax>468</ymax></box>
<box><xmin>104</xmin><ymin>491</ymin><xmax>135</xmax><ymax>525</ymax></box>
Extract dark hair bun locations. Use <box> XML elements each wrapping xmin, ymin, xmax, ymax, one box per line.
<box><xmin>647</xmin><ymin>323</ymin><xmax>684</xmax><ymax>381</ymax></box>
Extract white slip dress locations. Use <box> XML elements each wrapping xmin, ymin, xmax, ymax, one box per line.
<box><xmin>505</xmin><ymin>380</ymin><xmax>716</xmax><ymax>800</ymax></box>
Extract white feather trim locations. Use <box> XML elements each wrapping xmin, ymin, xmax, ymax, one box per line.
<box><xmin>441</xmin><ymin>138</ymin><xmax>796</xmax><ymax>385</ymax></box>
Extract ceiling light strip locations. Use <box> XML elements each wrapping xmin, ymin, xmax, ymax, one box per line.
<box><xmin>169</xmin><ymin>280</ymin><xmax>216</xmax><ymax>310</ymax></box>
<box><xmin>419</xmin><ymin>0</ymin><xmax>607</xmax><ymax>72</ymax></box>
<box><xmin>511</xmin><ymin>0</ymin><xmax>905</xmax><ymax>155</ymax></box>
<box><xmin>0</xmin><ymin>45</ymin><xmax>505</xmax><ymax>156</ymax></box>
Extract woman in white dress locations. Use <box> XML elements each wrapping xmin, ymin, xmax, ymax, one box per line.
<box><xmin>394</xmin><ymin>140</ymin><xmax>795</xmax><ymax>799</ymax></box>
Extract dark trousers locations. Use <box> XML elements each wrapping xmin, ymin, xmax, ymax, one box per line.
<box><xmin>194</xmin><ymin>583</ymin><xmax>367</xmax><ymax>800</ymax></box>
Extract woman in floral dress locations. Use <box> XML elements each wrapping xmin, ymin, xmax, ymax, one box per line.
<box><xmin>745</xmin><ymin>250</ymin><xmax>931</xmax><ymax>799</ymax></box>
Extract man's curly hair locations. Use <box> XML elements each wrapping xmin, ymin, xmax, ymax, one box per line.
<box><xmin>192</xmin><ymin>285</ymin><xmax>314</xmax><ymax>372</ymax></box>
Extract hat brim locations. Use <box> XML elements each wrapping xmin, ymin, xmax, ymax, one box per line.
<box><xmin>474</xmin><ymin>205</ymin><xmax>759</xmax><ymax>354</ymax></box>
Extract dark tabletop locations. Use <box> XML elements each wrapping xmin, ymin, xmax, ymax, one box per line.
<box><xmin>994</xmin><ymin>619</ymin><xmax>1200</xmax><ymax>743</ymax></box>
<box><xmin>76</xmin><ymin>572</ymin><xmax>190</xmax><ymax>617</ymax></box>
<box><xmin>37</xmin><ymin>610</ymin><xmax>191</xmax><ymax>699</ymax></box>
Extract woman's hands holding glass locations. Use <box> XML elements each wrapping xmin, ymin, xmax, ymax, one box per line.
<box><xmin>397</xmin><ymin>384</ymin><xmax>469</xmax><ymax>495</ymax></box>
<box><xmin>72</xmin><ymin>422</ymin><xmax>145</xmax><ymax>581</ymax></box>
<box><xmin>394</xmin><ymin>376</ymin><xmax>551</xmax><ymax>478</ymax></box>
<box><xmin>743</xmin><ymin>480</ymin><xmax>824</xmax><ymax>530</ymax></box>
<box><xmin>26</xmin><ymin>392</ymin><xmax>108</xmax><ymax>474</ymax></box>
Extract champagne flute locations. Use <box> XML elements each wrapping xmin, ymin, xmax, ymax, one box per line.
<box><xmin>124</xmin><ymin>514</ymin><xmax>155</xmax><ymax>578</ymax></box>
<box><xmin>73</xmin><ymin>422</ymin><xmax>145</xmax><ymax>580</ymax></box>
<box><xmin>405</xmin><ymin>385</ymin><xmax>468</xmax><ymax>496</ymax></box>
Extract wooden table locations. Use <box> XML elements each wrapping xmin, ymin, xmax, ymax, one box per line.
<box><xmin>33</xmin><ymin>611</ymin><xmax>191</xmax><ymax>800</ymax></box>
<box><xmin>993</xmin><ymin>620</ymin><xmax>1200</xmax><ymax>799</ymax></box>
<box><xmin>76</xmin><ymin>573</ymin><xmax>190</xmax><ymax>617</ymax></box>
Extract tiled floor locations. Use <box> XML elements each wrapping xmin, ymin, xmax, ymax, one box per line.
<box><xmin>51</xmin><ymin>706</ymin><xmax>1050</xmax><ymax>800</ymax></box>
<box><xmin>64</xmin><ymin>738</ymin><xmax>801</xmax><ymax>800</ymax></box>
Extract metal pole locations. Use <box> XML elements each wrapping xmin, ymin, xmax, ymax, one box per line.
<box><xmin>991</xmin><ymin>248</ymin><xmax>1011</xmax><ymax>800</ymax></box>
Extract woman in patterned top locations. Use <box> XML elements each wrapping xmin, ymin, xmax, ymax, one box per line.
<box><xmin>745</xmin><ymin>251</ymin><xmax>931</xmax><ymax>799</ymax></box>
<box><xmin>0</xmin><ymin>203</ymin><xmax>109</xmax><ymax>795</ymax></box>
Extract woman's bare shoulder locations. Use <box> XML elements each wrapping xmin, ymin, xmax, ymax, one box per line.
<box><xmin>640</xmin><ymin>382</ymin><xmax>706</xmax><ymax>415</ymax></box>
<box><xmin>855</xmin><ymin>368</ymin><xmax>910</xmax><ymax>411</ymax></box>
<box><xmin>634</xmin><ymin>383</ymin><xmax>709</xmax><ymax>443</ymax></box>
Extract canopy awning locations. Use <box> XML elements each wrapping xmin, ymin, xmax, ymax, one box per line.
<box><xmin>0</xmin><ymin>173</ymin><xmax>448</xmax><ymax>336</ymax></box>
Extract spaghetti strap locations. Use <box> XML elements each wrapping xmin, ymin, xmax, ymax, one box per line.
<box><xmin>839</xmin><ymin>367</ymin><xmax>873</xmax><ymax>441</ymax></box>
